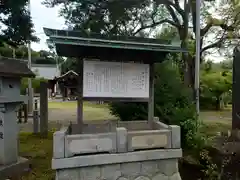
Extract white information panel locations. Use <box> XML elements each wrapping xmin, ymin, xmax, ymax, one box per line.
<box><xmin>83</xmin><ymin>60</ymin><xmax>149</xmax><ymax>98</ymax></box>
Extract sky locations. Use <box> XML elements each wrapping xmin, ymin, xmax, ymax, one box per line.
<box><xmin>31</xmin><ymin>0</ymin><xmax>65</xmax><ymax>51</ymax></box>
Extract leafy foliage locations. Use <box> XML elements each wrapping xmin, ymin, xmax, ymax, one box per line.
<box><xmin>0</xmin><ymin>44</ymin><xmax>64</xmax><ymax>65</ymax></box>
<box><xmin>0</xmin><ymin>0</ymin><xmax>38</xmax><ymax>47</ymax></box>
<box><xmin>0</xmin><ymin>44</ymin><xmax>39</xmax><ymax>58</ymax></box>
<box><xmin>200</xmin><ymin>60</ymin><xmax>232</xmax><ymax>110</ymax></box>
<box><xmin>60</xmin><ymin>58</ymin><xmax>78</xmax><ymax>74</ymax></box>
<box><xmin>200</xmin><ymin>71</ymin><xmax>232</xmax><ymax>110</ymax></box>
<box><xmin>43</xmin><ymin>0</ymin><xmax>239</xmax><ymax>93</ymax></box>
<box><xmin>43</xmin><ymin>0</ymin><xmax>168</xmax><ymax>36</ymax></box>
<box><xmin>21</xmin><ymin>78</ymin><xmax>48</xmax><ymax>94</ymax></box>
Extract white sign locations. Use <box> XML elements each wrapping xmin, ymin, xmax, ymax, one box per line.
<box><xmin>83</xmin><ymin>60</ymin><xmax>149</xmax><ymax>98</ymax></box>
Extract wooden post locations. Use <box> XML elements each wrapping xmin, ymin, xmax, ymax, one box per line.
<box><xmin>34</xmin><ymin>98</ymin><xmax>38</xmax><ymax>110</ymax></box>
<box><xmin>40</xmin><ymin>81</ymin><xmax>48</xmax><ymax>137</ymax></box>
<box><xmin>148</xmin><ymin>63</ymin><xmax>154</xmax><ymax>125</ymax></box>
<box><xmin>63</xmin><ymin>87</ymin><xmax>67</xmax><ymax>101</ymax></box>
<box><xmin>23</xmin><ymin>104</ymin><xmax>28</xmax><ymax>123</ymax></box>
<box><xmin>33</xmin><ymin>99</ymin><xmax>39</xmax><ymax>134</ymax></box>
<box><xmin>26</xmin><ymin>88</ymin><xmax>34</xmax><ymax>113</ymax></box>
<box><xmin>77</xmin><ymin>59</ymin><xmax>84</xmax><ymax>133</ymax></box>
<box><xmin>17</xmin><ymin>106</ymin><xmax>22</xmax><ymax>123</ymax></box>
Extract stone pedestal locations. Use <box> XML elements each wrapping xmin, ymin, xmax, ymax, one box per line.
<box><xmin>0</xmin><ymin>104</ymin><xmax>19</xmax><ymax>165</ymax></box>
<box><xmin>52</xmin><ymin>119</ymin><xmax>182</xmax><ymax>180</ymax></box>
<box><xmin>0</xmin><ymin>157</ymin><xmax>30</xmax><ymax>179</ymax></box>
<box><xmin>53</xmin><ymin>149</ymin><xmax>182</xmax><ymax>180</ymax></box>
<box><xmin>0</xmin><ymin>102</ymin><xmax>31</xmax><ymax>179</ymax></box>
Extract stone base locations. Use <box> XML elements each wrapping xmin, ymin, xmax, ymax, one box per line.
<box><xmin>53</xmin><ymin>149</ymin><xmax>182</xmax><ymax>180</ymax></box>
<box><xmin>229</xmin><ymin>129</ymin><xmax>240</xmax><ymax>140</ymax></box>
<box><xmin>0</xmin><ymin>157</ymin><xmax>30</xmax><ymax>180</ymax></box>
<box><xmin>56</xmin><ymin>163</ymin><xmax>181</xmax><ymax>180</ymax></box>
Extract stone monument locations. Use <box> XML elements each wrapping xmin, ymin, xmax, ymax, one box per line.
<box><xmin>0</xmin><ymin>58</ymin><xmax>35</xmax><ymax>179</ymax></box>
<box><xmin>44</xmin><ymin>28</ymin><xmax>184</xmax><ymax>180</ymax></box>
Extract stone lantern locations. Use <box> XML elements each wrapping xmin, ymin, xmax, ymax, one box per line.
<box><xmin>0</xmin><ymin>58</ymin><xmax>35</xmax><ymax>178</ymax></box>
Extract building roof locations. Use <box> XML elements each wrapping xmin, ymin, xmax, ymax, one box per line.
<box><xmin>31</xmin><ymin>64</ymin><xmax>60</xmax><ymax>80</ymax></box>
<box><xmin>56</xmin><ymin>70</ymin><xmax>78</xmax><ymax>81</ymax></box>
<box><xmin>44</xmin><ymin>28</ymin><xmax>187</xmax><ymax>63</ymax></box>
<box><xmin>18</xmin><ymin>59</ymin><xmax>60</xmax><ymax>80</ymax></box>
<box><xmin>0</xmin><ymin>57</ymin><xmax>35</xmax><ymax>78</ymax></box>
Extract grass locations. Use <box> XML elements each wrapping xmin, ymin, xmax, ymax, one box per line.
<box><xmin>19</xmin><ymin>132</ymin><xmax>54</xmax><ymax>180</ymax></box>
<box><xmin>200</xmin><ymin>109</ymin><xmax>231</xmax><ymax>123</ymax></box>
<box><xmin>18</xmin><ymin>105</ymin><xmax>232</xmax><ymax>180</ymax></box>
<box><xmin>200</xmin><ymin>121</ymin><xmax>231</xmax><ymax>137</ymax></box>
<box><xmin>48</xmin><ymin>101</ymin><xmax>109</xmax><ymax>109</ymax></box>
<box><xmin>48</xmin><ymin>101</ymin><xmax>77</xmax><ymax>109</ymax></box>
<box><xmin>200</xmin><ymin>106</ymin><xmax>232</xmax><ymax>137</ymax></box>
<box><xmin>19</xmin><ymin>101</ymin><xmax>116</xmax><ymax>132</ymax></box>
<box><xmin>19</xmin><ymin>122</ymin><xmax>231</xmax><ymax>180</ymax></box>
<box><xmin>19</xmin><ymin>102</ymin><xmax>113</xmax><ymax>179</ymax></box>
<box><xmin>48</xmin><ymin>101</ymin><xmax>116</xmax><ymax>121</ymax></box>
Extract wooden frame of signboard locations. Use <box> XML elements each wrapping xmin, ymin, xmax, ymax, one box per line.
<box><xmin>76</xmin><ymin>59</ymin><xmax>154</xmax><ymax>132</ymax></box>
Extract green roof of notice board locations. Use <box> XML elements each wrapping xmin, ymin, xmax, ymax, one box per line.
<box><xmin>43</xmin><ymin>28</ymin><xmax>187</xmax><ymax>62</ymax></box>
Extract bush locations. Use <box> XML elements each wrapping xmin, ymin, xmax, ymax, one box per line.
<box><xmin>109</xmin><ymin>61</ymin><xmax>202</xmax><ymax>149</ymax></box>
<box><xmin>109</xmin><ymin>102</ymin><xmax>147</xmax><ymax>121</ymax></box>
<box><xmin>21</xmin><ymin>77</ymin><xmax>48</xmax><ymax>94</ymax></box>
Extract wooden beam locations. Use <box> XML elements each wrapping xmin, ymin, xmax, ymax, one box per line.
<box><xmin>82</xmin><ymin>97</ymin><xmax>149</xmax><ymax>102</ymax></box>
<box><xmin>148</xmin><ymin>63</ymin><xmax>154</xmax><ymax>124</ymax></box>
<box><xmin>77</xmin><ymin>59</ymin><xmax>84</xmax><ymax>133</ymax></box>
<box><xmin>40</xmin><ymin>81</ymin><xmax>48</xmax><ymax>137</ymax></box>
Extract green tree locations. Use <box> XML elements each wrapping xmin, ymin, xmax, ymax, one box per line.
<box><xmin>220</xmin><ymin>59</ymin><xmax>233</xmax><ymax>70</ymax></box>
<box><xmin>15</xmin><ymin>45</ymin><xmax>36</xmax><ymax>58</ymax></box>
<box><xmin>0</xmin><ymin>0</ymin><xmax>38</xmax><ymax>47</ymax></box>
<box><xmin>0</xmin><ymin>44</ymin><xmax>13</xmax><ymax>57</ymax></box>
<box><xmin>0</xmin><ymin>44</ymin><xmax>40</xmax><ymax>58</ymax></box>
<box><xmin>43</xmin><ymin>0</ymin><xmax>239</xmax><ymax>94</ymax></box>
<box><xmin>34</xmin><ymin>50</ymin><xmax>57</xmax><ymax>64</ymax></box>
<box><xmin>202</xmin><ymin>61</ymin><xmax>213</xmax><ymax>73</ymax></box>
<box><xmin>60</xmin><ymin>58</ymin><xmax>78</xmax><ymax>74</ymax></box>
<box><xmin>21</xmin><ymin>77</ymin><xmax>47</xmax><ymax>94</ymax></box>
<box><xmin>0</xmin><ymin>44</ymin><xmax>62</xmax><ymax>65</ymax></box>
<box><xmin>200</xmin><ymin>71</ymin><xmax>232</xmax><ymax>110</ymax></box>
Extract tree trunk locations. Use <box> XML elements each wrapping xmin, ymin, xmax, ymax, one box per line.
<box><xmin>181</xmin><ymin>38</ymin><xmax>191</xmax><ymax>86</ymax></box>
<box><xmin>224</xmin><ymin>101</ymin><xmax>228</xmax><ymax>108</ymax></box>
<box><xmin>189</xmin><ymin>56</ymin><xmax>196</xmax><ymax>100</ymax></box>
<box><xmin>215</xmin><ymin>97</ymin><xmax>221</xmax><ymax>111</ymax></box>
<box><xmin>181</xmin><ymin>40</ymin><xmax>195</xmax><ymax>100</ymax></box>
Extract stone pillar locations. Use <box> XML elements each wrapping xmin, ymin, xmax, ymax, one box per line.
<box><xmin>27</xmin><ymin>87</ymin><xmax>34</xmax><ymax>114</ymax></box>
